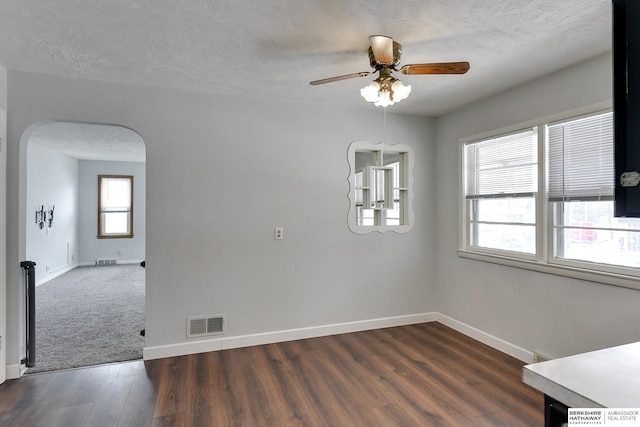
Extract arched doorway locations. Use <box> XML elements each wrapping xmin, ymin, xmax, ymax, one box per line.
<box><xmin>22</xmin><ymin>121</ymin><xmax>146</xmax><ymax>373</ymax></box>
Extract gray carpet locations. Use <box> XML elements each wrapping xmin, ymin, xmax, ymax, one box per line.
<box><xmin>28</xmin><ymin>264</ymin><xmax>145</xmax><ymax>374</ymax></box>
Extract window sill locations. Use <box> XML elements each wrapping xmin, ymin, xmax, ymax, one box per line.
<box><xmin>457</xmin><ymin>249</ymin><xmax>640</xmax><ymax>292</ymax></box>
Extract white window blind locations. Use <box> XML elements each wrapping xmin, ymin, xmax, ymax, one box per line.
<box><xmin>548</xmin><ymin>112</ymin><xmax>614</xmax><ymax>202</ymax></box>
<box><xmin>465</xmin><ymin>129</ymin><xmax>537</xmax><ymax>199</ymax></box>
<box><xmin>101</xmin><ymin>178</ymin><xmax>131</xmax><ymax>212</ymax></box>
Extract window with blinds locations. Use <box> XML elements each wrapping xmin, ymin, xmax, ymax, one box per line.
<box><xmin>548</xmin><ymin>112</ymin><xmax>640</xmax><ymax>269</ymax></box>
<box><xmin>461</xmin><ymin>109</ymin><xmax>640</xmax><ymax>277</ymax></box>
<box><xmin>465</xmin><ymin>129</ymin><xmax>538</xmax><ymax>199</ymax></box>
<box><xmin>463</xmin><ymin>129</ymin><xmax>538</xmax><ymax>255</ymax></box>
<box><xmin>548</xmin><ymin>112</ymin><xmax>614</xmax><ymax>202</ymax></box>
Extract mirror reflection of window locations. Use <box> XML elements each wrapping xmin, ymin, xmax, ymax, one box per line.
<box><xmin>348</xmin><ymin>141</ymin><xmax>414</xmax><ymax>234</ymax></box>
<box><xmin>355</xmin><ymin>170</ymin><xmax>374</xmax><ymax>226</ymax></box>
<box><xmin>384</xmin><ymin>160</ymin><xmax>401</xmax><ymax>226</ymax></box>
<box><xmin>373</xmin><ymin>168</ymin><xmax>386</xmax><ymax>208</ymax></box>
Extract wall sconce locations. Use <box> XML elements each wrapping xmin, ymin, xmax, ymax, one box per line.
<box><xmin>35</xmin><ymin>205</ymin><xmax>55</xmax><ymax>229</ymax></box>
<box><xmin>47</xmin><ymin>205</ymin><xmax>55</xmax><ymax>228</ymax></box>
<box><xmin>35</xmin><ymin>205</ymin><xmax>45</xmax><ymax>229</ymax></box>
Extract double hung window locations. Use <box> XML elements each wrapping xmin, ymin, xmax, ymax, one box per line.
<box><xmin>98</xmin><ymin>175</ymin><xmax>134</xmax><ymax>239</ymax></box>
<box><xmin>464</xmin><ymin>129</ymin><xmax>538</xmax><ymax>255</ymax></box>
<box><xmin>461</xmin><ymin>110</ymin><xmax>640</xmax><ymax>284</ymax></box>
<box><xmin>548</xmin><ymin>113</ymin><xmax>640</xmax><ymax>270</ymax></box>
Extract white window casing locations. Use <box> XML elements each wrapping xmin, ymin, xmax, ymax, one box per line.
<box><xmin>459</xmin><ymin>105</ymin><xmax>640</xmax><ymax>291</ymax></box>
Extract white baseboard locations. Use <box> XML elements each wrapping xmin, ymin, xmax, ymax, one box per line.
<box><xmin>143</xmin><ymin>312</ymin><xmax>437</xmax><ymax>360</ymax></box>
<box><xmin>117</xmin><ymin>260</ymin><xmax>144</xmax><ymax>265</ymax></box>
<box><xmin>35</xmin><ymin>260</ymin><xmax>142</xmax><ymax>286</ymax></box>
<box><xmin>143</xmin><ymin>338</ymin><xmax>223</xmax><ymax>360</ymax></box>
<box><xmin>4</xmin><ymin>312</ymin><xmax>535</xmax><ymax>380</ymax></box>
<box><xmin>435</xmin><ymin>313</ymin><xmax>534</xmax><ymax>363</ymax></box>
<box><xmin>221</xmin><ymin>312</ymin><xmax>437</xmax><ymax>351</ymax></box>
<box><xmin>6</xmin><ymin>363</ymin><xmax>26</xmax><ymax>380</ymax></box>
<box><xmin>143</xmin><ymin>312</ymin><xmax>533</xmax><ymax>363</ymax></box>
<box><xmin>78</xmin><ymin>259</ymin><xmax>144</xmax><ymax>267</ymax></box>
<box><xmin>36</xmin><ymin>263</ymin><xmax>78</xmax><ymax>287</ymax></box>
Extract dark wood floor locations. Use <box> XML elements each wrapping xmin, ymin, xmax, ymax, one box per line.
<box><xmin>0</xmin><ymin>322</ymin><xmax>543</xmax><ymax>426</ymax></box>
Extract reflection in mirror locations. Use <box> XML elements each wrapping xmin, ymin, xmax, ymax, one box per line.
<box><xmin>354</xmin><ymin>151</ymin><xmax>375</xmax><ymax>225</ymax></box>
<box><xmin>348</xmin><ymin>141</ymin><xmax>414</xmax><ymax>234</ymax></box>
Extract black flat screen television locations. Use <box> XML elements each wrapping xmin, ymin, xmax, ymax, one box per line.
<box><xmin>614</xmin><ymin>0</ymin><xmax>640</xmax><ymax>217</ymax></box>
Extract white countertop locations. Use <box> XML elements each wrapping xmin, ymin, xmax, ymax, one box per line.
<box><xmin>523</xmin><ymin>341</ymin><xmax>640</xmax><ymax>408</ymax></box>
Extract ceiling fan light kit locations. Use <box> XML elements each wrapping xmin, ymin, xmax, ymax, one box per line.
<box><xmin>360</xmin><ymin>69</ymin><xmax>411</xmax><ymax>107</ymax></box>
<box><xmin>311</xmin><ymin>35</ymin><xmax>469</xmax><ymax>107</ymax></box>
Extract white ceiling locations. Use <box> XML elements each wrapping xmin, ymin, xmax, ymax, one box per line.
<box><xmin>28</xmin><ymin>122</ymin><xmax>145</xmax><ymax>162</ymax></box>
<box><xmin>0</xmin><ymin>1</ymin><xmax>612</xmax><ymax>158</ymax></box>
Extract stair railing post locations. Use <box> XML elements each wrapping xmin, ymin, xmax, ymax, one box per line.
<box><xmin>20</xmin><ymin>261</ymin><xmax>36</xmax><ymax>368</ymax></box>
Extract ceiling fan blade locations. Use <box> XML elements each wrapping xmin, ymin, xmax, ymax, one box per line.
<box><xmin>369</xmin><ymin>35</ymin><xmax>394</xmax><ymax>65</ymax></box>
<box><xmin>398</xmin><ymin>62</ymin><xmax>470</xmax><ymax>75</ymax></box>
<box><xmin>309</xmin><ymin>71</ymin><xmax>372</xmax><ymax>86</ymax></box>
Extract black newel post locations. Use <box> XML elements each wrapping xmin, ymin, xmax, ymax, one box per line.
<box><xmin>20</xmin><ymin>261</ymin><xmax>36</xmax><ymax>367</ymax></box>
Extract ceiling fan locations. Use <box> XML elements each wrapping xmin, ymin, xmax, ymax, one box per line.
<box><xmin>310</xmin><ymin>35</ymin><xmax>470</xmax><ymax>107</ymax></box>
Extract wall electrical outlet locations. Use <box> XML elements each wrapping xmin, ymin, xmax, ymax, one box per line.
<box><xmin>274</xmin><ymin>227</ymin><xmax>284</xmax><ymax>240</ymax></box>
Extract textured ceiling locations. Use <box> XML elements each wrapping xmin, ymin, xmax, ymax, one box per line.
<box><xmin>29</xmin><ymin>122</ymin><xmax>145</xmax><ymax>162</ymax></box>
<box><xmin>0</xmin><ymin>0</ymin><xmax>612</xmax><ymax>117</ymax></box>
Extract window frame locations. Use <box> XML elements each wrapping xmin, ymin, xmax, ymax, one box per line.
<box><xmin>97</xmin><ymin>174</ymin><xmax>134</xmax><ymax>239</ymax></box>
<box><xmin>458</xmin><ymin>102</ymin><xmax>640</xmax><ymax>291</ymax></box>
<box><xmin>463</xmin><ymin>127</ymin><xmax>540</xmax><ymax>260</ymax></box>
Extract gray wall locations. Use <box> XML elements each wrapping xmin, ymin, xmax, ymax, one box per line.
<box><xmin>26</xmin><ymin>142</ymin><xmax>78</xmax><ymax>283</ymax></box>
<box><xmin>5</xmin><ymin>52</ymin><xmax>639</xmax><ymax>374</ymax></box>
<box><xmin>0</xmin><ymin>65</ymin><xmax>6</xmax><ymax>110</ymax></box>
<box><xmin>0</xmin><ymin>65</ymin><xmax>7</xmax><ymax>382</ymax></box>
<box><xmin>5</xmin><ymin>70</ymin><xmax>436</xmax><ymax>365</ymax></box>
<box><xmin>434</xmin><ymin>52</ymin><xmax>640</xmax><ymax>359</ymax></box>
<box><xmin>78</xmin><ymin>160</ymin><xmax>145</xmax><ymax>264</ymax></box>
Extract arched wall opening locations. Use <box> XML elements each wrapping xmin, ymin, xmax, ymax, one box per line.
<box><xmin>16</xmin><ymin>120</ymin><xmax>146</xmax><ymax>375</ymax></box>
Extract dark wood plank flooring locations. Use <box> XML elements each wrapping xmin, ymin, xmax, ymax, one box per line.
<box><xmin>0</xmin><ymin>322</ymin><xmax>543</xmax><ymax>426</ymax></box>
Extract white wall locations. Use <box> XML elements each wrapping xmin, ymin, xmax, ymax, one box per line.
<box><xmin>78</xmin><ymin>160</ymin><xmax>145</xmax><ymax>264</ymax></box>
<box><xmin>26</xmin><ymin>142</ymin><xmax>78</xmax><ymax>284</ymax></box>
<box><xmin>434</xmin><ymin>52</ymin><xmax>640</xmax><ymax>359</ymax></box>
<box><xmin>5</xmin><ymin>70</ymin><xmax>437</xmax><ymax>368</ymax></box>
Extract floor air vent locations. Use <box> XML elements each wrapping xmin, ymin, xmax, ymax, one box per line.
<box><xmin>96</xmin><ymin>259</ymin><xmax>117</xmax><ymax>266</ymax></box>
<box><xmin>187</xmin><ymin>314</ymin><xmax>226</xmax><ymax>337</ymax></box>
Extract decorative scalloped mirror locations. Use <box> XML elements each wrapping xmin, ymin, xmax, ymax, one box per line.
<box><xmin>347</xmin><ymin>140</ymin><xmax>414</xmax><ymax>234</ymax></box>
